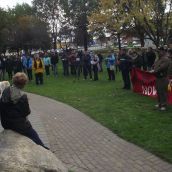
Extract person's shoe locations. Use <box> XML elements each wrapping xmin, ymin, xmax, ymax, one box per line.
<box><xmin>159</xmin><ymin>107</ymin><xmax>166</xmax><ymax>111</ymax></box>
<box><xmin>154</xmin><ymin>104</ymin><xmax>160</xmax><ymax>108</ymax></box>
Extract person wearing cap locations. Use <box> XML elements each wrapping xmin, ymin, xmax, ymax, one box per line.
<box><xmin>0</xmin><ymin>72</ymin><xmax>48</xmax><ymax>149</ymax></box>
<box><xmin>153</xmin><ymin>47</ymin><xmax>170</xmax><ymax>111</ymax></box>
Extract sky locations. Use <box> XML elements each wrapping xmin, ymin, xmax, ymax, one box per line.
<box><xmin>0</xmin><ymin>0</ymin><xmax>32</xmax><ymax>9</ymax></box>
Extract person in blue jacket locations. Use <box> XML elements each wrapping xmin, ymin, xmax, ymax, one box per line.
<box><xmin>43</xmin><ymin>52</ymin><xmax>51</xmax><ymax>76</ymax></box>
<box><xmin>26</xmin><ymin>54</ymin><xmax>33</xmax><ymax>81</ymax></box>
<box><xmin>109</xmin><ymin>52</ymin><xmax>116</xmax><ymax>81</ymax></box>
<box><xmin>105</xmin><ymin>55</ymin><xmax>111</xmax><ymax>80</ymax></box>
<box><xmin>21</xmin><ymin>53</ymin><xmax>27</xmax><ymax>73</ymax></box>
<box><xmin>105</xmin><ymin>52</ymin><xmax>116</xmax><ymax>81</ymax></box>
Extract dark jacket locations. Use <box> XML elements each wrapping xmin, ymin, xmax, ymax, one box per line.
<box><xmin>5</xmin><ymin>58</ymin><xmax>13</xmax><ymax>72</ymax></box>
<box><xmin>13</xmin><ymin>58</ymin><xmax>23</xmax><ymax>73</ymax></box>
<box><xmin>51</xmin><ymin>53</ymin><xmax>59</xmax><ymax>65</ymax></box>
<box><xmin>168</xmin><ymin>59</ymin><xmax>172</xmax><ymax>76</ymax></box>
<box><xmin>154</xmin><ymin>57</ymin><xmax>170</xmax><ymax>78</ymax></box>
<box><xmin>146</xmin><ymin>51</ymin><xmax>156</xmax><ymax>68</ymax></box>
<box><xmin>119</xmin><ymin>54</ymin><xmax>132</xmax><ymax>71</ymax></box>
<box><xmin>83</xmin><ymin>54</ymin><xmax>91</xmax><ymax>66</ymax></box>
<box><xmin>0</xmin><ymin>57</ymin><xmax>6</xmax><ymax>70</ymax></box>
<box><xmin>0</xmin><ymin>86</ymin><xmax>32</xmax><ymax>133</ymax></box>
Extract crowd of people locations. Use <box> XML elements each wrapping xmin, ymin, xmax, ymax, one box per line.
<box><xmin>0</xmin><ymin>47</ymin><xmax>172</xmax><ymax>93</ymax></box>
<box><xmin>0</xmin><ymin>49</ymin><xmax>105</xmax><ymax>83</ymax></box>
<box><xmin>0</xmin><ymin>47</ymin><xmax>162</xmax><ymax>83</ymax></box>
<box><xmin>0</xmin><ymin>46</ymin><xmax>172</xmax><ymax>150</ymax></box>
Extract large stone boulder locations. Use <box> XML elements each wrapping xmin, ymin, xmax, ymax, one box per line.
<box><xmin>0</xmin><ymin>130</ymin><xmax>67</xmax><ymax>172</ymax></box>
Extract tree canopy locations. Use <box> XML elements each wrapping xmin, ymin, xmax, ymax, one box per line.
<box><xmin>0</xmin><ymin>3</ymin><xmax>51</xmax><ymax>53</ymax></box>
<box><xmin>89</xmin><ymin>0</ymin><xmax>172</xmax><ymax>48</ymax></box>
<box><xmin>1</xmin><ymin>0</ymin><xmax>172</xmax><ymax>52</ymax></box>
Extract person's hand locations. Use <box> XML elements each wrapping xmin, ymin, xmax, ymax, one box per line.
<box><xmin>149</xmin><ymin>70</ymin><xmax>155</xmax><ymax>73</ymax></box>
<box><xmin>169</xmin><ymin>79</ymin><xmax>172</xmax><ymax>85</ymax></box>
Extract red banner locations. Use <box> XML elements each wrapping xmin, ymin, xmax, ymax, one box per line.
<box><xmin>130</xmin><ymin>68</ymin><xmax>172</xmax><ymax>104</ymax></box>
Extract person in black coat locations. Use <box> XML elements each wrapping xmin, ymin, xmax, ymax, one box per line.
<box><xmin>83</xmin><ymin>51</ymin><xmax>92</xmax><ymax>80</ymax></box>
<box><xmin>61</xmin><ymin>51</ymin><xmax>69</xmax><ymax>76</ymax></box>
<box><xmin>5</xmin><ymin>56</ymin><xmax>14</xmax><ymax>80</ymax></box>
<box><xmin>0</xmin><ymin>56</ymin><xmax>6</xmax><ymax>81</ymax></box>
<box><xmin>146</xmin><ymin>47</ymin><xmax>156</xmax><ymax>70</ymax></box>
<box><xmin>51</xmin><ymin>52</ymin><xmax>59</xmax><ymax>77</ymax></box>
<box><xmin>13</xmin><ymin>55</ymin><xmax>23</xmax><ymax>74</ymax></box>
<box><xmin>119</xmin><ymin>49</ymin><xmax>132</xmax><ymax>90</ymax></box>
<box><xmin>0</xmin><ymin>72</ymin><xmax>48</xmax><ymax>149</ymax></box>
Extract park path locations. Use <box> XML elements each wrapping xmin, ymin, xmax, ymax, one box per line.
<box><xmin>1</xmin><ymin>93</ymin><xmax>172</xmax><ymax>172</ymax></box>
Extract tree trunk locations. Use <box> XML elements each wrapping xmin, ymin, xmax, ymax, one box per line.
<box><xmin>53</xmin><ymin>35</ymin><xmax>57</xmax><ymax>50</ymax></box>
<box><xmin>83</xmin><ymin>23</ymin><xmax>88</xmax><ymax>51</ymax></box>
<box><xmin>139</xmin><ymin>34</ymin><xmax>145</xmax><ymax>47</ymax></box>
<box><xmin>83</xmin><ymin>32</ymin><xmax>88</xmax><ymax>51</ymax></box>
<box><xmin>117</xmin><ymin>33</ymin><xmax>121</xmax><ymax>50</ymax></box>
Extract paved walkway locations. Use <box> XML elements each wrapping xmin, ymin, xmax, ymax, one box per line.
<box><xmin>1</xmin><ymin>93</ymin><xmax>172</xmax><ymax>172</ymax></box>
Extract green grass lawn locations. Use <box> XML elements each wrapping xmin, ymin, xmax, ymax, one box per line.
<box><xmin>25</xmin><ymin>67</ymin><xmax>172</xmax><ymax>163</ymax></box>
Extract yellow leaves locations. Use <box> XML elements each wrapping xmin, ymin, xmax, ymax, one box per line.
<box><xmin>89</xmin><ymin>0</ymin><xmax>124</xmax><ymax>33</ymax></box>
<box><xmin>17</xmin><ymin>16</ymin><xmax>34</xmax><ymax>30</ymax></box>
<box><xmin>101</xmin><ymin>0</ymin><xmax>114</xmax><ymax>9</ymax></box>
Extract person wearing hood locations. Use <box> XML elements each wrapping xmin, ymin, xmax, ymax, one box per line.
<box><xmin>0</xmin><ymin>72</ymin><xmax>48</xmax><ymax>149</ymax></box>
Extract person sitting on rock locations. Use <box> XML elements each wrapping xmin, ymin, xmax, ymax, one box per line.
<box><xmin>0</xmin><ymin>72</ymin><xmax>49</xmax><ymax>149</ymax></box>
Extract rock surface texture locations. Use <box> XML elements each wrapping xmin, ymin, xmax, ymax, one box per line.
<box><xmin>0</xmin><ymin>130</ymin><xmax>67</xmax><ymax>172</ymax></box>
